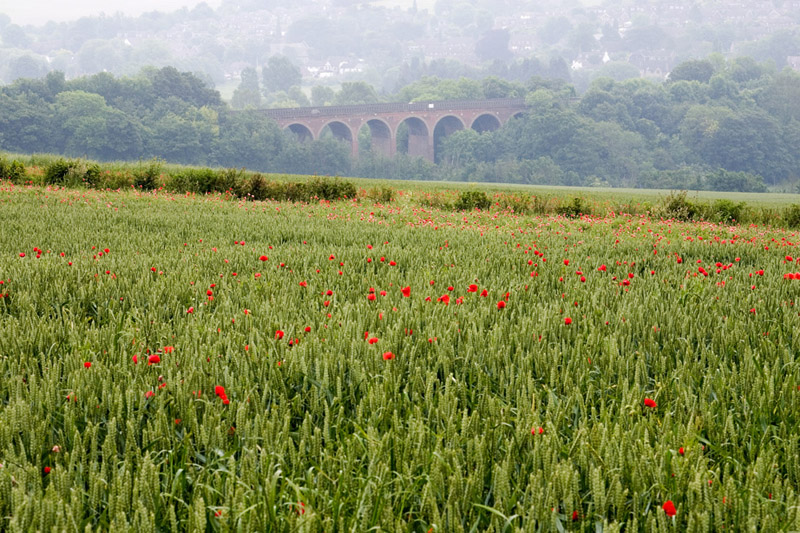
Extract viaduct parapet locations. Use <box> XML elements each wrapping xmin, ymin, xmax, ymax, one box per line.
<box><xmin>257</xmin><ymin>98</ymin><xmax>528</xmax><ymax>162</ymax></box>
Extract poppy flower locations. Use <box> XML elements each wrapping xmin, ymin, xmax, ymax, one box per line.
<box><xmin>468</xmin><ymin>284</ymin><xmax>478</xmax><ymax>293</ymax></box>
<box><xmin>531</xmin><ymin>426</ymin><xmax>544</xmax><ymax>435</ymax></box>
<box><xmin>644</xmin><ymin>398</ymin><xmax>657</xmax><ymax>408</ymax></box>
<box><xmin>259</xmin><ymin>255</ymin><xmax>268</xmax><ymax>261</ymax></box>
<box><xmin>564</xmin><ymin>317</ymin><xmax>572</xmax><ymax>325</ymax></box>
<box><xmin>145</xmin><ymin>391</ymin><xmax>155</xmax><ymax>399</ymax></box>
<box><xmin>389</xmin><ymin>260</ymin><xmax>396</xmax><ymax>266</ymax></box>
<box><xmin>662</xmin><ymin>501</ymin><xmax>676</xmax><ymax>517</ymax></box>
<box><xmin>132</xmin><ymin>355</ymin><xmax>138</xmax><ymax>364</ymax></box>
<box><xmin>382</xmin><ymin>351</ymin><xmax>395</xmax><ymax>360</ymax></box>
<box><xmin>84</xmin><ymin>362</ymin><xmax>91</xmax><ymax>368</ymax></box>
<box><xmin>187</xmin><ymin>307</ymin><xmax>194</xmax><ymax>314</ymax></box>
<box><xmin>275</xmin><ymin>330</ymin><xmax>284</xmax><ymax>340</ymax></box>
<box><xmin>497</xmin><ymin>301</ymin><xmax>506</xmax><ymax>309</ymax></box>
<box><xmin>304</xmin><ymin>326</ymin><xmax>311</xmax><ymax>333</ymax></box>
<box><xmin>480</xmin><ymin>289</ymin><xmax>488</xmax><ymax>297</ymax></box>
<box><xmin>678</xmin><ymin>447</ymin><xmax>684</xmax><ymax>456</ymax></box>
<box><xmin>367</xmin><ymin>293</ymin><xmax>376</xmax><ymax>301</ymax></box>
<box><xmin>148</xmin><ymin>355</ymin><xmax>160</xmax><ymax>365</ymax></box>
<box><xmin>44</xmin><ymin>467</ymin><xmax>51</xmax><ymax>474</ymax></box>
<box><xmin>401</xmin><ymin>286</ymin><xmax>411</xmax><ymax>297</ymax></box>
<box><xmin>368</xmin><ymin>337</ymin><xmax>379</xmax><ymax>344</ymax></box>
<box><xmin>437</xmin><ymin>294</ymin><xmax>450</xmax><ymax>305</ymax></box>
<box><xmin>299</xmin><ymin>281</ymin><xmax>307</xmax><ymax>287</ymax></box>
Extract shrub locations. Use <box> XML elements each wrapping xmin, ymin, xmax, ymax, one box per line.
<box><xmin>712</xmin><ymin>199</ymin><xmax>746</xmax><ymax>223</ymax></box>
<box><xmin>245</xmin><ymin>173</ymin><xmax>269</xmax><ymax>201</ymax></box>
<box><xmin>366</xmin><ymin>186</ymin><xmax>395</xmax><ymax>204</ymax></box>
<box><xmin>44</xmin><ymin>159</ymin><xmax>76</xmax><ymax>185</ymax></box>
<box><xmin>0</xmin><ymin>156</ymin><xmax>26</xmax><ymax>183</ymax></box>
<box><xmin>133</xmin><ymin>158</ymin><xmax>163</xmax><ymax>190</ymax></box>
<box><xmin>454</xmin><ymin>190</ymin><xmax>491</xmax><ymax>211</ymax></box>
<box><xmin>784</xmin><ymin>204</ymin><xmax>800</xmax><ymax>228</ymax></box>
<box><xmin>657</xmin><ymin>190</ymin><xmax>697</xmax><ymax>221</ymax></box>
<box><xmin>555</xmin><ymin>197</ymin><xmax>589</xmax><ymax>217</ymax></box>
<box><xmin>306</xmin><ymin>176</ymin><xmax>357</xmax><ymax>200</ymax></box>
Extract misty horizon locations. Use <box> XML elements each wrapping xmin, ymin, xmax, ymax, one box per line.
<box><xmin>1</xmin><ymin>0</ymin><xmax>223</xmax><ymax>25</ymax></box>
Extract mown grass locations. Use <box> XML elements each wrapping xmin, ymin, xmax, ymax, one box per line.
<box><xmin>1</xmin><ymin>181</ymin><xmax>800</xmax><ymax>531</ymax></box>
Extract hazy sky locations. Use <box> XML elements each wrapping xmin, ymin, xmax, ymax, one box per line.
<box><xmin>3</xmin><ymin>0</ymin><xmax>223</xmax><ymax>26</ymax></box>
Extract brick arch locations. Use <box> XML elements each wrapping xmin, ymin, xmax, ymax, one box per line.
<box><xmin>470</xmin><ymin>113</ymin><xmax>502</xmax><ymax>133</ymax></box>
<box><xmin>433</xmin><ymin>115</ymin><xmax>466</xmax><ymax>163</ymax></box>
<box><xmin>396</xmin><ymin>116</ymin><xmax>432</xmax><ymax>161</ymax></box>
<box><xmin>285</xmin><ymin>123</ymin><xmax>314</xmax><ymax>142</ymax></box>
<box><xmin>317</xmin><ymin>120</ymin><xmax>358</xmax><ymax>157</ymax></box>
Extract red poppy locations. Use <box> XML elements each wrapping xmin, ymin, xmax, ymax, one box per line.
<box><xmin>367</xmin><ymin>293</ymin><xmax>376</xmax><ymax>301</ymax></box>
<box><xmin>44</xmin><ymin>466</ymin><xmax>51</xmax><ymax>474</ymax></box>
<box><xmin>437</xmin><ymin>294</ymin><xmax>450</xmax><ymax>305</ymax></box>
<box><xmin>468</xmin><ymin>284</ymin><xmax>478</xmax><ymax>292</ymax></box>
<box><xmin>275</xmin><ymin>330</ymin><xmax>284</xmax><ymax>340</ymax></box>
<box><xmin>304</xmin><ymin>326</ymin><xmax>311</xmax><ymax>332</ymax></box>
<box><xmin>187</xmin><ymin>307</ymin><xmax>194</xmax><ymax>314</ymax></box>
<box><xmin>299</xmin><ymin>280</ymin><xmax>307</xmax><ymax>287</ymax></box>
<box><xmin>662</xmin><ymin>501</ymin><xmax>676</xmax><ymax>517</ymax></box>
<box><xmin>259</xmin><ymin>255</ymin><xmax>268</xmax><ymax>261</ymax></box>
<box><xmin>564</xmin><ymin>317</ymin><xmax>572</xmax><ymax>325</ymax></box>
<box><xmin>644</xmin><ymin>398</ymin><xmax>657</xmax><ymax>408</ymax></box>
<box><xmin>564</xmin><ymin>259</ymin><xmax>569</xmax><ymax>266</ymax></box>
<box><xmin>401</xmin><ymin>286</ymin><xmax>411</xmax><ymax>297</ymax></box>
<box><xmin>497</xmin><ymin>301</ymin><xmax>506</xmax><ymax>309</ymax></box>
<box><xmin>480</xmin><ymin>289</ymin><xmax>488</xmax><ymax>297</ymax></box>
<box><xmin>132</xmin><ymin>355</ymin><xmax>138</xmax><ymax>364</ymax></box>
<box><xmin>148</xmin><ymin>355</ymin><xmax>161</xmax><ymax>365</ymax></box>
<box><xmin>383</xmin><ymin>351</ymin><xmax>395</xmax><ymax>360</ymax></box>
<box><xmin>368</xmin><ymin>337</ymin><xmax>379</xmax><ymax>344</ymax></box>
<box><xmin>389</xmin><ymin>260</ymin><xmax>396</xmax><ymax>266</ymax></box>
<box><xmin>84</xmin><ymin>362</ymin><xmax>91</xmax><ymax>368</ymax></box>
<box><xmin>678</xmin><ymin>447</ymin><xmax>684</xmax><ymax>456</ymax></box>
<box><xmin>145</xmin><ymin>391</ymin><xmax>155</xmax><ymax>399</ymax></box>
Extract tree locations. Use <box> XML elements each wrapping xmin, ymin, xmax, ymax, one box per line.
<box><xmin>334</xmin><ymin>82</ymin><xmax>379</xmax><ymax>105</ymax></box>
<box><xmin>475</xmin><ymin>29</ymin><xmax>512</xmax><ymax>63</ymax></box>
<box><xmin>262</xmin><ymin>56</ymin><xmax>302</xmax><ymax>94</ymax></box>
<box><xmin>7</xmin><ymin>55</ymin><xmax>47</xmax><ymax>81</ymax></box>
<box><xmin>214</xmin><ymin>113</ymin><xmax>285</xmax><ymax>171</ymax></box>
<box><xmin>668</xmin><ymin>59</ymin><xmax>715</xmax><ymax>83</ymax></box>
<box><xmin>150</xmin><ymin>66</ymin><xmax>222</xmax><ymax>108</ymax></box>
<box><xmin>311</xmin><ymin>85</ymin><xmax>334</xmax><ymax>106</ymax></box>
<box><xmin>231</xmin><ymin>67</ymin><xmax>261</xmax><ymax>109</ymax></box>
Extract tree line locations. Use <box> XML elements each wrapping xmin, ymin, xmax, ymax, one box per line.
<box><xmin>0</xmin><ymin>57</ymin><xmax>798</xmax><ymax>191</ymax></box>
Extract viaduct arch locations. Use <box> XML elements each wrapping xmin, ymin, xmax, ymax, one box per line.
<box><xmin>259</xmin><ymin>98</ymin><xmax>528</xmax><ymax>163</ymax></box>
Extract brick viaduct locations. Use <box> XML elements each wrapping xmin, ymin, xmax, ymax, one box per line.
<box><xmin>259</xmin><ymin>98</ymin><xmax>528</xmax><ymax>162</ymax></box>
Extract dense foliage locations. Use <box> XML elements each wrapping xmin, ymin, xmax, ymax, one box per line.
<box><xmin>2</xmin><ymin>181</ymin><xmax>800</xmax><ymax>530</ymax></box>
<box><xmin>0</xmin><ymin>57</ymin><xmax>799</xmax><ymax>191</ymax></box>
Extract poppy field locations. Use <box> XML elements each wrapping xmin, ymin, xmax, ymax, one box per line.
<box><xmin>1</xmin><ymin>181</ymin><xmax>800</xmax><ymax>532</ymax></box>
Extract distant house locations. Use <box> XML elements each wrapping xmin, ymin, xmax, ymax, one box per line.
<box><xmin>629</xmin><ymin>51</ymin><xmax>674</xmax><ymax>79</ymax></box>
<box><xmin>788</xmin><ymin>56</ymin><xmax>800</xmax><ymax>72</ymax></box>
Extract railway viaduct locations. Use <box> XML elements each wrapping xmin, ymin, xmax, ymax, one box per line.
<box><xmin>259</xmin><ymin>98</ymin><xmax>528</xmax><ymax>162</ymax></box>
